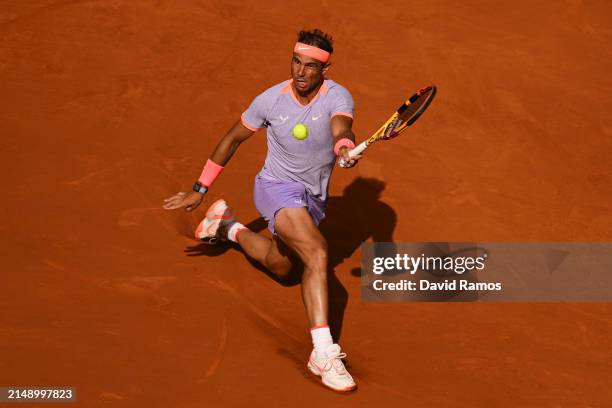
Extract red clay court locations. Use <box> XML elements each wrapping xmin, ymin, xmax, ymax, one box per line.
<box><xmin>1</xmin><ymin>1</ymin><xmax>611</xmax><ymax>406</ymax></box>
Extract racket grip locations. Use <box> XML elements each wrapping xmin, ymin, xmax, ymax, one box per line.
<box><xmin>348</xmin><ymin>141</ymin><xmax>368</xmax><ymax>157</ymax></box>
<box><xmin>338</xmin><ymin>140</ymin><xmax>368</xmax><ymax>168</ymax></box>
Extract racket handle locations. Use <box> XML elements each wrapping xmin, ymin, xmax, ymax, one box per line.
<box><xmin>349</xmin><ymin>141</ymin><xmax>368</xmax><ymax>157</ymax></box>
<box><xmin>338</xmin><ymin>140</ymin><xmax>369</xmax><ymax>168</ymax></box>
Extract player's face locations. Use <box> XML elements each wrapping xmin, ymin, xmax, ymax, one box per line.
<box><xmin>291</xmin><ymin>53</ymin><xmax>328</xmax><ymax>94</ymax></box>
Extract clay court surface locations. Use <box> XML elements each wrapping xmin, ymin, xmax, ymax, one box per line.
<box><xmin>1</xmin><ymin>0</ymin><xmax>611</xmax><ymax>406</ymax></box>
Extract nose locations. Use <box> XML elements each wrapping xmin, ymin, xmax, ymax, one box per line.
<box><xmin>297</xmin><ymin>64</ymin><xmax>306</xmax><ymax>77</ymax></box>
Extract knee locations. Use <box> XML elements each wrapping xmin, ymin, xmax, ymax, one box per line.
<box><xmin>302</xmin><ymin>242</ymin><xmax>328</xmax><ymax>272</ymax></box>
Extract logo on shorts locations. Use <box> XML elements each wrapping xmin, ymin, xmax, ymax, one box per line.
<box><xmin>294</xmin><ymin>198</ymin><xmax>303</xmax><ymax>204</ymax></box>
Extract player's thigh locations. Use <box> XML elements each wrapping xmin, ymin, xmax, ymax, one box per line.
<box><xmin>275</xmin><ymin>207</ymin><xmax>327</xmax><ymax>262</ymax></box>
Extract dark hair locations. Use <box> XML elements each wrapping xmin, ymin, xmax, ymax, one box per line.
<box><xmin>297</xmin><ymin>29</ymin><xmax>334</xmax><ymax>54</ymax></box>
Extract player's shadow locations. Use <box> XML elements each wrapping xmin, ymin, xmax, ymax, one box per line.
<box><xmin>184</xmin><ymin>177</ymin><xmax>397</xmax><ymax>342</ymax></box>
<box><xmin>320</xmin><ymin>177</ymin><xmax>396</xmax><ymax>341</ymax></box>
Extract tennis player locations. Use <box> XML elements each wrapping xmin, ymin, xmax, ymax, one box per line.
<box><xmin>164</xmin><ymin>29</ymin><xmax>360</xmax><ymax>392</ymax></box>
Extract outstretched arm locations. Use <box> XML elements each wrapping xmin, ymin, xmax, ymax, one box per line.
<box><xmin>163</xmin><ymin>120</ymin><xmax>255</xmax><ymax>211</ymax></box>
<box><xmin>208</xmin><ymin>120</ymin><xmax>256</xmax><ymax>165</ymax></box>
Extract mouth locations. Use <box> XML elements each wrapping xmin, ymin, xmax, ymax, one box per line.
<box><xmin>295</xmin><ymin>79</ymin><xmax>308</xmax><ymax>89</ymax></box>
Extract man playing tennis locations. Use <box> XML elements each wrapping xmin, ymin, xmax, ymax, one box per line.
<box><xmin>163</xmin><ymin>29</ymin><xmax>360</xmax><ymax>392</ymax></box>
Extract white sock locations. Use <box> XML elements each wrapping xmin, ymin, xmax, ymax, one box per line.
<box><xmin>311</xmin><ymin>325</ymin><xmax>333</xmax><ymax>358</ymax></box>
<box><xmin>227</xmin><ymin>222</ymin><xmax>247</xmax><ymax>243</ymax></box>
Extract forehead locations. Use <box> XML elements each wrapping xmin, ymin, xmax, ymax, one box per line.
<box><xmin>292</xmin><ymin>52</ymin><xmax>323</xmax><ymax>66</ymax></box>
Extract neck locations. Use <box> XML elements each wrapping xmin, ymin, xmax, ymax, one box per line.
<box><xmin>291</xmin><ymin>78</ymin><xmax>324</xmax><ymax>105</ymax></box>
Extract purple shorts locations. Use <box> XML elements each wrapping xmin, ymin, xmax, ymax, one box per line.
<box><xmin>253</xmin><ymin>175</ymin><xmax>326</xmax><ymax>233</ymax></box>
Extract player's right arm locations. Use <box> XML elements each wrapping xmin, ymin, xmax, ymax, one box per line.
<box><xmin>162</xmin><ymin>120</ymin><xmax>255</xmax><ymax>211</ymax></box>
<box><xmin>208</xmin><ymin>120</ymin><xmax>255</xmax><ymax>165</ymax></box>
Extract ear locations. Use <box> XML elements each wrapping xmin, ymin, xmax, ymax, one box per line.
<box><xmin>322</xmin><ymin>62</ymin><xmax>331</xmax><ymax>75</ymax></box>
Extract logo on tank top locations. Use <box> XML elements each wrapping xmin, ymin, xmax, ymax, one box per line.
<box><xmin>312</xmin><ymin>114</ymin><xmax>322</xmax><ymax>121</ymax></box>
<box><xmin>279</xmin><ymin>114</ymin><xmax>289</xmax><ymax>122</ymax></box>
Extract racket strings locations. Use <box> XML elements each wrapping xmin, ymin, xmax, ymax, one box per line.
<box><xmin>374</xmin><ymin>86</ymin><xmax>436</xmax><ymax>141</ymax></box>
<box><xmin>383</xmin><ymin>117</ymin><xmax>403</xmax><ymax>137</ymax></box>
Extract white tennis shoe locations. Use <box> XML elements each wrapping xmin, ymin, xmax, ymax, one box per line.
<box><xmin>195</xmin><ymin>199</ymin><xmax>235</xmax><ymax>244</ymax></box>
<box><xmin>307</xmin><ymin>344</ymin><xmax>357</xmax><ymax>392</ymax></box>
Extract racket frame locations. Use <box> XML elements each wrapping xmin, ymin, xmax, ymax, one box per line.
<box><xmin>339</xmin><ymin>85</ymin><xmax>436</xmax><ymax>166</ymax></box>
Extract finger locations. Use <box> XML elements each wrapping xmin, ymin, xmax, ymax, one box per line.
<box><xmin>344</xmin><ymin>154</ymin><xmax>361</xmax><ymax>162</ymax></box>
<box><xmin>163</xmin><ymin>200</ymin><xmax>183</xmax><ymax>210</ymax></box>
<box><xmin>166</xmin><ymin>197</ymin><xmax>181</xmax><ymax>206</ymax></box>
<box><xmin>164</xmin><ymin>192</ymin><xmax>186</xmax><ymax>202</ymax></box>
<box><xmin>342</xmin><ymin>158</ymin><xmax>356</xmax><ymax>168</ymax></box>
<box><xmin>163</xmin><ymin>198</ymin><xmax>185</xmax><ymax>210</ymax></box>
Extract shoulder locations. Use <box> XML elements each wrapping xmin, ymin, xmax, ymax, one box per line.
<box><xmin>324</xmin><ymin>80</ymin><xmax>353</xmax><ymax>100</ymax></box>
<box><xmin>323</xmin><ymin>80</ymin><xmax>354</xmax><ymax>116</ymax></box>
<box><xmin>253</xmin><ymin>80</ymin><xmax>291</xmax><ymax>100</ymax></box>
<box><xmin>245</xmin><ymin>80</ymin><xmax>289</xmax><ymax>117</ymax></box>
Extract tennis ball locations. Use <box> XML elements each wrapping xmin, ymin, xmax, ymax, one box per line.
<box><xmin>292</xmin><ymin>123</ymin><xmax>308</xmax><ymax>140</ymax></box>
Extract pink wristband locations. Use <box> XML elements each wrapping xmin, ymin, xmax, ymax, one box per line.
<box><xmin>198</xmin><ymin>159</ymin><xmax>224</xmax><ymax>187</ymax></box>
<box><xmin>334</xmin><ymin>138</ymin><xmax>355</xmax><ymax>156</ymax></box>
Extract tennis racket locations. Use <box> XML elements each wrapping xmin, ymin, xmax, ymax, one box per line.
<box><xmin>339</xmin><ymin>85</ymin><xmax>437</xmax><ymax>167</ymax></box>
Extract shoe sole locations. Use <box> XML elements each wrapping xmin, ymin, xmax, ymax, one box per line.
<box><xmin>307</xmin><ymin>362</ymin><xmax>357</xmax><ymax>393</ymax></box>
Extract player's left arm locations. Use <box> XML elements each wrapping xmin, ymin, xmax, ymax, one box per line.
<box><xmin>331</xmin><ymin>115</ymin><xmax>361</xmax><ymax>168</ymax></box>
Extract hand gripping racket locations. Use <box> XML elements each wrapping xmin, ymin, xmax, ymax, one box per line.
<box><xmin>339</xmin><ymin>85</ymin><xmax>437</xmax><ymax>167</ymax></box>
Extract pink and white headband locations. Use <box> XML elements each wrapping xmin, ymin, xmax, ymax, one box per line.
<box><xmin>293</xmin><ymin>42</ymin><xmax>330</xmax><ymax>63</ymax></box>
